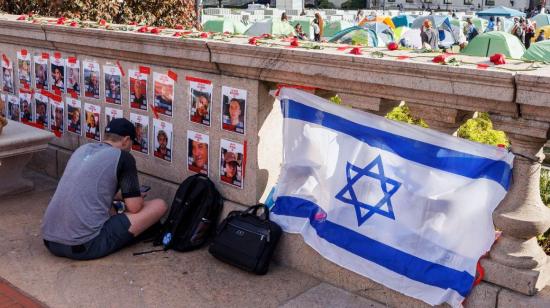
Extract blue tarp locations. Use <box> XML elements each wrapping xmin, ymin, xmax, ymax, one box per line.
<box><xmin>392</xmin><ymin>15</ymin><xmax>415</xmax><ymax>28</ymax></box>
<box><xmin>476</xmin><ymin>6</ymin><xmax>526</xmax><ymax>18</ymax></box>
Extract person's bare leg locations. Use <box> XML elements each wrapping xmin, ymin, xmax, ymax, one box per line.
<box><xmin>125</xmin><ymin>199</ymin><xmax>167</xmax><ymax>236</ymax></box>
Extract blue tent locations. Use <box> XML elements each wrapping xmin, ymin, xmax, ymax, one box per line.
<box><xmin>476</xmin><ymin>6</ymin><xmax>526</xmax><ymax>18</ymax></box>
<box><xmin>363</xmin><ymin>22</ymin><xmax>394</xmax><ymax>44</ymax></box>
<box><xmin>392</xmin><ymin>15</ymin><xmax>415</xmax><ymax>28</ymax></box>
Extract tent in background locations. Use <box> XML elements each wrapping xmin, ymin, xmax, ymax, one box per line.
<box><xmin>398</xmin><ymin>28</ymin><xmax>422</xmax><ymax>49</ymax></box>
<box><xmin>328</xmin><ymin>26</ymin><xmax>381</xmax><ymax>47</ymax></box>
<box><xmin>522</xmin><ymin>40</ymin><xmax>550</xmax><ymax>62</ymax></box>
<box><xmin>245</xmin><ymin>19</ymin><xmax>296</xmax><ymax>36</ymax></box>
<box><xmin>533</xmin><ymin>25</ymin><xmax>550</xmax><ymax>41</ymax></box>
<box><xmin>412</xmin><ymin>16</ymin><xmax>457</xmax><ymax>44</ymax></box>
<box><xmin>359</xmin><ymin>16</ymin><xmax>396</xmax><ymax>29</ymax></box>
<box><xmin>323</xmin><ymin>20</ymin><xmax>354</xmax><ymax>38</ymax></box>
<box><xmin>363</xmin><ymin>22</ymin><xmax>394</xmax><ymax>44</ymax></box>
<box><xmin>461</xmin><ymin>31</ymin><xmax>526</xmax><ymax>59</ymax></box>
<box><xmin>392</xmin><ymin>15</ymin><xmax>415</xmax><ymax>28</ymax></box>
<box><xmin>289</xmin><ymin>17</ymin><xmax>314</xmax><ymax>39</ymax></box>
<box><xmin>476</xmin><ymin>6</ymin><xmax>526</xmax><ymax>18</ymax></box>
<box><xmin>202</xmin><ymin>19</ymin><xmax>249</xmax><ymax>34</ymax></box>
<box><xmin>532</xmin><ymin>13</ymin><xmax>550</xmax><ymax>27</ymax></box>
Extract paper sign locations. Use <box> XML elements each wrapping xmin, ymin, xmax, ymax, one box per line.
<box><xmin>50</xmin><ymin>57</ymin><xmax>66</xmax><ymax>93</ymax></box>
<box><xmin>34</xmin><ymin>54</ymin><xmax>49</xmax><ymax>90</ymax></box>
<box><xmin>104</xmin><ymin>65</ymin><xmax>122</xmax><ymax>105</ymax></box>
<box><xmin>49</xmin><ymin>94</ymin><xmax>64</xmax><ymax>134</ymax></box>
<box><xmin>221</xmin><ymin>86</ymin><xmax>247</xmax><ymax>134</ymax></box>
<box><xmin>130</xmin><ymin>112</ymin><xmax>150</xmax><ymax>155</ymax></box>
<box><xmin>189</xmin><ymin>77</ymin><xmax>212</xmax><ymax>126</ymax></box>
<box><xmin>66</xmin><ymin>58</ymin><xmax>80</xmax><ymax>96</ymax></box>
<box><xmin>129</xmin><ymin>69</ymin><xmax>148</xmax><ymax>111</ymax></box>
<box><xmin>83</xmin><ymin>61</ymin><xmax>100</xmax><ymax>99</ymax></box>
<box><xmin>7</xmin><ymin>95</ymin><xmax>19</xmax><ymax>122</ymax></box>
<box><xmin>18</xmin><ymin>90</ymin><xmax>32</xmax><ymax>122</ymax></box>
<box><xmin>2</xmin><ymin>56</ymin><xmax>14</xmax><ymax>94</ymax></box>
<box><xmin>34</xmin><ymin>91</ymin><xmax>49</xmax><ymax>129</ymax></box>
<box><xmin>17</xmin><ymin>50</ymin><xmax>31</xmax><ymax>87</ymax></box>
<box><xmin>66</xmin><ymin>97</ymin><xmax>82</xmax><ymax>136</ymax></box>
<box><xmin>153</xmin><ymin>72</ymin><xmax>174</xmax><ymax>117</ymax></box>
<box><xmin>0</xmin><ymin>93</ymin><xmax>6</xmax><ymax>118</ymax></box>
<box><xmin>153</xmin><ymin>118</ymin><xmax>173</xmax><ymax>162</ymax></box>
<box><xmin>105</xmin><ymin>106</ymin><xmax>123</xmax><ymax>128</ymax></box>
<box><xmin>84</xmin><ymin>103</ymin><xmax>101</xmax><ymax>141</ymax></box>
<box><xmin>187</xmin><ymin>130</ymin><xmax>209</xmax><ymax>175</ymax></box>
<box><xmin>220</xmin><ymin>139</ymin><xmax>244</xmax><ymax>189</ymax></box>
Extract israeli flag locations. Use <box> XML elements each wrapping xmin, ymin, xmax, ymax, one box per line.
<box><xmin>271</xmin><ymin>89</ymin><xmax>513</xmax><ymax>307</ymax></box>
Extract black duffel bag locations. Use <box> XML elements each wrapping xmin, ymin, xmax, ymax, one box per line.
<box><xmin>208</xmin><ymin>204</ymin><xmax>282</xmax><ymax>275</ymax></box>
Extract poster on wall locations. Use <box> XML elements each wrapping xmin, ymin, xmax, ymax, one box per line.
<box><xmin>34</xmin><ymin>90</ymin><xmax>49</xmax><ymax>129</ymax></box>
<box><xmin>34</xmin><ymin>53</ymin><xmax>49</xmax><ymax>90</ymax></box>
<box><xmin>17</xmin><ymin>50</ymin><xmax>31</xmax><ymax>87</ymax></box>
<box><xmin>104</xmin><ymin>65</ymin><xmax>122</xmax><ymax>105</ymax></box>
<box><xmin>188</xmin><ymin>77</ymin><xmax>212</xmax><ymax>126</ymax></box>
<box><xmin>66</xmin><ymin>57</ymin><xmax>80</xmax><ymax>96</ymax></box>
<box><xmin>105</xmin><ymin>106</ymin><xmax>123</xmax><ymax>128</ymax></box>
<box><xmin>129</xmin><ymin>69</ymin><xmax>148</xmax><ymax>111</ymax></box>
<box><xmin>153</xmin><ymin>72</ymin><xmax>174</xmax><ymax>117</ymax></box>
<box><xmin>84</xmin><ymin>103</ymin><xmax>101</xmax><ymax>141</ymax></box>
<box><xmin>153</xmin><ymin>118</ymin><xmax>173</xmax><ymax>162</ymax></box>
<box><xmin>18</xmin><ymin>89</ymin><xmax>32</xmax><ymax>122</ymax></box>
<box><xmin>221</xmin><ymin>86</ymin><xmax>246</xmax><ymax>134</ymax></box>
<box><xmin>50</xmin><ymin>56</ymin><xmax>66</xmax><ymax>93</ymax></box>
<box><xmin>220</xmin><ymin>139</ymin><xmax>244</xmax><ymax>189</ymax></box>
<box><xmin>2</xmin><ymin>55</ymin><xmax>14</xmax><ymax>94</ymax></box>
<box><xmin>66</xmin><ymin>97</ymin><xmax>82</xmax><ymax>136</ymax></box>
<box><xmin>83</xmin><ymin>60</ymin><xmax>100</xmax><ymax>99</ymax></box>
<box><xmin>7</xmin><ymin>95</ymin><xmax>19</xmax><ymax>122</ymax></box>
<box><xmin>187</xmin><ymin>130</ymin><xmax>209</xmax><ymax>175</ymax></box>
<box><xmin>49</xmin><ymin>93</ymin><xmax>64</xmax><ymax>134</ymax></box>
<box><xmin>0</xmin><ymin>93</ymin><xmax>5</xmax><ymax>118</ymax></box>
<box><xmin>130</xmin><ymin>113</ymin><xmax>149</xmax><ymax>155</ymax></box>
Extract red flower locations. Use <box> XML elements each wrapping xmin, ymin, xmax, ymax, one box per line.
<box><xmin>17</xmin><ymin>15</ymin><xmax>26</xmax><ymax>21</ymax></box>
<box><xmin>200</xmin><ymin>32</ymin><xmax>209</xmax><ymax>38</ymax></box>
<box><xmin>432</xmin><ymin>54</ymin><xmax>448</xmax><ymax>63</ymax></box>
<box><xmin>290</xmin><ymin>38</ymin><xmax>299</xmax><ymax>47</ymax></box>
<box><xmin>261</xmin><ymin>33</ymin><xmax>273</xmax><ymax>39</ymax></box>
<box><xmin>56</xmin><ymin>18</ymin><xmax>65</xmax><ymax>25</ymax></box>
<box><xmin>99</xmin><ymin>19</ymin><xmax>107</xmax><ymax>26</ymax></box>
<box><xmin>69</xmin><ymin>21</ymin><xmax>78</xmax><ymax>27</ymax></box>
<box><xmin>387</xmin><ymin>42</ymin><xmax>398</xmax><ymax>51</ymax></box>
<box><xmin>490</xmin><ymin>53</ymin><xmax>506</xmax><ymax>65</ymax></box>
<box><xmin>175</xmin><ymin>24</ymin><xmax>184</xmax><ymax>30</ymax></box>
<box><xmin>173</xmin><ymin>32</ymin><xmax>182</xmax><ymax>37</ymax></box>
<box><xmin>137</xmin><ymin>26</ymin><xmax>149</xmax><ymax>33</ymax></box>
<box><xmin>129</xmin><ymin>22</ymin><xmax>137</xmax><ymax>26</ymax></box>
<box><xmin>248</xmin><ymin>37</ymin><xmax>258</xmax><ymax>45</ymax></box>
<box><xmin>223</xmin><ymin>31</ymin><xmax>231</xmax><ymax>35</ymax></box>
<box><xmin>349</xmin><ymin>47</ymin><xmax>362</xmax><ymax>55</ymax></box>
<box><xmin>150</xmin><ymin>27</ymin><xmax>161</xmax><ymax>34</ymax></box>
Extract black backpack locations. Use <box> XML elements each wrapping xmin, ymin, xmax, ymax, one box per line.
<box><xmin>154</xmin><ymin>174</ymin><xmax>224</xmax><ymax>252</ymax></box>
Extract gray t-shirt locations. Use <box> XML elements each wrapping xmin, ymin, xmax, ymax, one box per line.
<box><xmin>42</xmin><ymin>143</ymin><xmax>140</xmax><ymax>245</ymax></box>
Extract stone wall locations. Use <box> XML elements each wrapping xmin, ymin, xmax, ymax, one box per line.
<box><xmin>1</xmin><ymin>14</ymin><xmax>550</xmax><ymax>307</ymax></box>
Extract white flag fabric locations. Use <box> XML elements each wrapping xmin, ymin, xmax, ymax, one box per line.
<box><xmin>271</xmin><ymin>88</ymin><xmax>514</xmax><ymax>307</ymax></box>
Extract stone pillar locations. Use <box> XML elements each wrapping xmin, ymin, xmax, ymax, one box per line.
<box><xmin>485</xmin><ymin>115</ymin><xmax>550</xmax><ymax>295</ymax></box>
<box><xmin>407</xmin><ymin>103</ymin><xmax>474</xmax><ymax>135</ymax></box>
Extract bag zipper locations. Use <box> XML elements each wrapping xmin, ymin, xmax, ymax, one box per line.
<box><xmin>227</xmin><ymin>221</ymin><xmax>269</xmax><ymax>242</ymax></box>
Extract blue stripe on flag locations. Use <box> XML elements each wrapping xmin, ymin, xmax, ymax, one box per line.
<box><xmin>272</xmin><ymin>196</ymin><xmax>475</xmax><ymax>297</ymax></box>
<box><xmin>284</xmin><ymin>99</ymin><xmax>512</xmax><ymax>190</ymax></box>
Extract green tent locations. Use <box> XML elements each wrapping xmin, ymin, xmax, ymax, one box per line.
<box><xmin>323</xmin><ymin>20</ymin><xmax>354</xmax><ymax>38</ymax></box>
<box><xmin>289</xmin><ymin>17</ymin><xmax>314</xmax><ymax>38</ymax></box>
<box><xmin>461</xmin><ymin>31</ymin><xmax>525</xmax><ymax>59</ymax></box>
<box><xmin>202</xmin><ymin>19</ymin><xmax>249</xmax><ymax>34</ymax></box>
<box><xmin>522</xmin><ymin>40</ymin><xmax>550</xmax><ymax>62</ymax></box>
<box><xmin>245</xmin><ymin>19</ymin><xmax>296</xmax><ymax>36</ymax></box>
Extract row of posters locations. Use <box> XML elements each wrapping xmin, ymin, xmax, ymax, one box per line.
<box><xmin>1</xmin><ymin>92</ymin><xmax>245</xmax><ymax>189</ymax></box>
<box><xmin>2</xmin><ymin>52</ymin><xmax>247</xmax><ymax>135</ymax></box>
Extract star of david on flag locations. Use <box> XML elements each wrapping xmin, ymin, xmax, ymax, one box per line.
<box><xmin>335</xmin><ymin>155</ymin><xmax>401</xmax><ymax>226</ymax></box>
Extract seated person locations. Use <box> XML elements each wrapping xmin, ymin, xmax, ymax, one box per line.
<box><xmin>42</xmin><ymin>118</ymin><xmax>168</xmax><ymax>260</ymax></box>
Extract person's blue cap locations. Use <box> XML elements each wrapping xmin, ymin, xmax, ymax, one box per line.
<box><xmin>105</xmin><ymin>118</ymin><xmax>136</xmax><ymax>142</ymax></box>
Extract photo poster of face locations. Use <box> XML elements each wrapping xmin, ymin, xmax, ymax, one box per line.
<box><xmin>153</xmin><ymin>118</ymin><xmax>173</xmax><ymax>162</ymax></box>
<box><xmin>66</xmin><ymin>97</ymin><xmax>82</xmax><ymax>136</ymax></box>
<box><xmin>17</xmin><ymin>50</ymin><xmax>31</xmax><ymax>87</ymax></box>
<box><xmin>18</xmin><ymin>90</ymin><xmax>32</xmax><ymax>123</ymax></box>
<box><xmin>187</xmin><ymin>130</ymin><xmax>209</xmax><ymax>175</ymax></box>
<box><xmin>34</xmin><ymin>91</ymin><xmax>49</xmax><ymax>129</ymax></box>
<box><xmin>221</xmin><ymin>86</ymin><xmax>247</xmax><ymax>134</ymax></box>
<box><xmin>50</xmin><ymin>56</ymin><xmax>66</xmax><ymax>93</ymax></box>
<box><xmin>0</xmin><ymin>93</ymin><xmax>5</xmax><ymax>118</ymax></box>
<box><xmin>105</xmin><ymin>106</ymin><xmax>123</xmax><ymax>128</ymax></box>
<box><xmin>220</xmin><ymin>139</ymin><xmax>244</xmax><ymax>189</ymax></box>
<box><xmin>84</xmin><ymin>103</ymin><xmax>101</xmax><ymax>141</ymax></box>
<box><xmin>189</xmin><ymin>78</ymin><xmax>212</xmax><ymax>126</ymax></box>
<box><xmin>2</xmin><ymin>55</ymin><xmax>14</xmax><ymax>95</ymax></box>
<box><xmin>130</xmin><ymin>113</ymin><xmax>150</xmax><ymax>155</ymax></box>
<box><xmin>129</xmin><ymin>69</ymin><xmax>148</xmax><ymax>111</ymax></box>
<box><xmin>104</xmin><ymin>65</ymin><xmax>122</xmax><ymax>105</ymax></box>
<box><xmin>66</xmin><ymin>58</ymin><xmax>80</xmax><ymax>96</ymax></box>
<box><xmin>83</xmin><ymin>61</ymin><xmax>100</xmax><ymax>99</ymax></box>
<box><xmin>7</xmin><ymin>95</ymin><xmax>20</xmax><ymax>122</ymax></box>
<box><xmin>153</xmin><ymin>72</ymin><xmax>174</xmax><ymax>117</ymax></box>
<box><xmin>34</xmin><ymin>53</ymin><xmax>49</xmax><ymax>90</ymax></box>
<box><xmin>49</xmin><ymin>93</ymin><xmax>64</xmax><ymax>134</ymax></box>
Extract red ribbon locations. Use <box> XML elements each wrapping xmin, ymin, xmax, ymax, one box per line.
<box><xmin>2</xmin><ymin>54</ymin><xmax>8</xmax><ymax>65</ymax></box>
<box><xmin>167</xmin><ymin>70</ymin><xmax>178</xmax><ymax>82</ymax></box>
<box><xmin>185</xmin><ymin>76</ymin><xmax>211</xmax><ymax>84</ymax></box>
<box><xmin>149</xmin><ymin>103</ymin><xmax>160</xmax><ymax>119</ymax></box>
<box><xmin>477</xmin><ymin>63</ymin><xmax>489</xmax><ymax>70</ymax></box>
<box><xmin>116</xmin><ymin>61</ymin><xmax>125</xmax><ymax>77</ymax></box>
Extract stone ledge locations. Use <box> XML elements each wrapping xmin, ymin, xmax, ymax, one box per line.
<box><xmin>481</xmin><ymin>257</ymin><xmax>550</xmax><ymax>296</ymax></box>
<box><xmin>498</xmin><ymin>286</ymin><xmax>550</xmax><ymax>308</ymax></box>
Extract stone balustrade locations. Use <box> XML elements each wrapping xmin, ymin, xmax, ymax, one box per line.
<box><xmin>1</xmin><ymin>14</ymin><xmax>549</xmax><ymax>306</ymax></box>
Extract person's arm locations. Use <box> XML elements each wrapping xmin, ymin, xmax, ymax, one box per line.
<box><xmin>117</xmin><ymin>151</ymin><xmax>143</xmax><ymax>213</ymax></box>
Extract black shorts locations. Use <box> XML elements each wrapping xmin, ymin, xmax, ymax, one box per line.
<box><xmin>44</xmin><ymin>214</ymin><xmax>134</xmax><ymax>260</ymax></box>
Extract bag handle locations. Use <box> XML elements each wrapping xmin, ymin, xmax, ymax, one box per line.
<box><xmin>244</xmin><ymin>203</ymin><xmax>270</xmax><ymax>221</ymax></box>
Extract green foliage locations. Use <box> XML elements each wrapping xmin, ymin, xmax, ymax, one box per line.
<box><xmin>385</xmin><ymin>105</ymin><xmax>428</xmax><ymax>128</ymax></box>
<box><xmin>0</xmin><ymin>0</ymin><xmax>197</xmax><ymax>28</ymax></box>
<box><xmin>318</xmin><ymin>0</ymin><xmax>336</xmax><ymax>9</ymax></box>
<box><xmin>457</xmin><ymin>113</ymin><xmax>509</xmax><ymax>147</ymax></box>
<box><xmin>542</xmin><ymin>168</ymin><xmax>550</xmax><ymax>206</ymax></box>
<box><xmin>341</xmin><ymin>0</ymin><xmax>365</xmax><ymax>10</ymax></box>
<box><xmin>329</xmin><ymin>95</ymin><xmax>342</xmax><ymax>105</ymax></box>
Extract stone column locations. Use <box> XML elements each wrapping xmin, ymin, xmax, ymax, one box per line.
<box><xmin>485</xmin><ymin>115</ymin><xmax>550</xmax><ymax>295</ymax></box>
<box><xmin>407</xmin><ymin>103</ymin><xmax>474</xmax><ymax>135</ymax></box>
